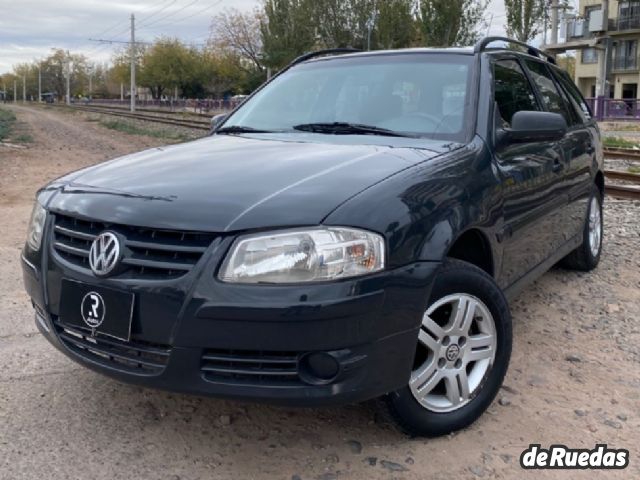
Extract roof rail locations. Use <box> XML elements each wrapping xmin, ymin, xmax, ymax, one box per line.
<box><xmin>474</xmin><ymin>36</ymin><xmax>556</xmax><ymax>64</ymax></box>
<box><xmin>290</xmin><ymin>48</ymin><xmax>361</xmax><ymax>66</ymax></box>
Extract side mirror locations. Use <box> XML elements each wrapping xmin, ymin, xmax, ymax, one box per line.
<box><xmin>210</xmin><ymin>113</ymin><xmax>229</xmax><ymax>134</ymax></box>
<box><xmin>501</xmin><ymin>111</ymin><xmax>567</xmax><ymax>144</ymax></box>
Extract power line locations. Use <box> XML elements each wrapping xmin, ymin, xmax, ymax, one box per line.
<box><xmin>138</xmin><ymin>0</ymin><xmax>180</xmax><ymax>26</ymax></box>
<box><xmin>139</xmin><ymin>0</ymin><xmax>223</xmax><ymax>32</ymax></box>
<box><xmin>138</xmin><ymin>0</ymin><xmax>201</xmax><ymax>29</ymax></box>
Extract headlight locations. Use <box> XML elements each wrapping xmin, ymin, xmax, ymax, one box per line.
<box><xmin>26</xmin><ymin>202</ymin><xmax>47</xmax><ymax>251</ymax></box>
<box><xmin>219</xmin><ymin>227</ymin><xmax>385</xmax><ymax>284</ymax></box>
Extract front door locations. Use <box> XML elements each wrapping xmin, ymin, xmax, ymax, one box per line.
<box><xmin>491</xmin><ymin>57</ymin><xmax>569</xmax><ymax>289</ymax></box>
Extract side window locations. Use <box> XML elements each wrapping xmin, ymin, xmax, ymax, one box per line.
<box><xmin>553</xmin><ymin>69</ymin><xmax>593</xmax><ymax>122</ymax></box>
<box><xmin>523</xmin><ymin>59</ymin><xmax>577</xmax><ymax>125</ymax></box>
<box><xmin>493</xmin><ymin>59</ymin><xmax>540</xmax><ymax>127</ymax></box>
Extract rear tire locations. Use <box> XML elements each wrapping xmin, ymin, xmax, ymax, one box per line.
<box><xmin>380</xmin><ymin>259</ymin><xmax>512</xmax><ymax>437</ymax></box>
<box><xmin>560</xmin><ymin>185</ymin><xmax>603</xmax><ymax>271</ymax></box>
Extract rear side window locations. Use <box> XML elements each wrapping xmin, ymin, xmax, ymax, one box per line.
<box><xmin>523</xmin><ymin>59</ymin><xmax>577</xmax><ymax>125</ymax></box>
<box><xmin>493</xmin><ymin>59</ymin><xmax>539</xmax><ymax>127</ymax></box>
<box><xmin>553</xmin><ymin>69</ymin><xmax>593</xmax><ymax>122</ymax></box>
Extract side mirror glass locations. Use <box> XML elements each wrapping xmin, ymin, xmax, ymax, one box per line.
<box><xmin>210</xmin><ymin>113</ymin><xmax>229</xmax><ymax>134</ymax></box>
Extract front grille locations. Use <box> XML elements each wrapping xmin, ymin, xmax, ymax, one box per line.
<box><xmin>52</xmin><ymin>213</ymin><xmax>216</xmax><ymax>279</ymax></box>
<box><xmin>201</xmin><ymin>349</ymin><xmax>304</xmax><ymax>386</ymax></box>
<box><xmin>53</xmin><ymin>319</ymin><xmax>171</xmax><ymax>375</ymax></box>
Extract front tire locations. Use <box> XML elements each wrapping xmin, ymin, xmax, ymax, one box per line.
<box><xmin>560</xmin><ymin>185</ymin><xmax>603</xmax><ymax>271</ymax></box>
<box><xmin>381</xmin><ymin>259</ymin><xmax>512</xmax><ymax>437</ymax></box>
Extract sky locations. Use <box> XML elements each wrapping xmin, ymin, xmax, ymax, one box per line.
<box><xmin>0</xmin><ymin>0</ymin><xmax>513</xmax><ymax>75</ymax></box>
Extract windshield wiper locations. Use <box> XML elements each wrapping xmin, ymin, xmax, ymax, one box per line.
<box><xmin>293</xmin><ymin>122</ymin><xmax>408</xmax><ymax>137</ymax></box>
<box><xmin>216</xmin><ymin>125</ymin><xmax>274</xmax><ymax>134</ymax></box>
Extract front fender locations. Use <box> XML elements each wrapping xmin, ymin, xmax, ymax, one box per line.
<box><xmin>323</xmin><ymin>137</ymin><xmax>503</xmax><ymax>269</ymax></box>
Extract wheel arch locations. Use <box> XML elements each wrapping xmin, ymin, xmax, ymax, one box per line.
<box><xmin>595</xmin><ymin>170</ymin><xmax>604</xmax><ymax>198</ymax></box>
<box><xmin>445</xmin><ymin>228</ymin><xmax>495</xmax><ymax>278</ymax></box>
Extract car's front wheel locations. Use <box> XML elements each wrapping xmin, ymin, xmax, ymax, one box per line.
<box><xmin>381</xmin><ymin>259</ymin><xmax>512</xmax><ymax>437</ymax></box>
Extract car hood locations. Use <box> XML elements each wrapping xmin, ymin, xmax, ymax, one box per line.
<box><xmin>47</xmin><ymin>134</ymin><xmax>449</xmax><ymax>232</ymax></box>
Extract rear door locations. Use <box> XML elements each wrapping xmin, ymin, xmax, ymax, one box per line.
<box><xmin>551</xmin><ymin>68</ymin><xmax>599</xmax><ymax>237</ymax></box>
<box><xmin>491</xmin><ymin>56</ymin><xmax>569</xmax><ymax>288</ymax></box>
<box><xmin>522</xmin><ymin>58</ymin><xmax>594</xmax><ymax>242</ymax></box>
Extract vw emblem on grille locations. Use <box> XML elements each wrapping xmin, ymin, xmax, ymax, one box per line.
<box><xmin>89</xmin><ymin>231</ymin><xmax>121</xmax><ymax>277</ymax></box>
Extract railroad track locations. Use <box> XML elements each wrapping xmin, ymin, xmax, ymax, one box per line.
<box><xmin>604</xmin><ymin>169</ymin><xmax>640</xmax><ymax>200</ymax></box>
<box><xmin>84</xmin><ymin>103</ymin><xmax>214</xmax><ymax>118</ymax></box>
<box><xmin>602</xmin><ymin>149</ymin><xmax>640</xmax><ymax>198</ymax></box>
<box><xmin>603</xmin><ymin>147</ymin><xmax>640</xmax><ymax>162</ymax></box>
<box><xmin>52</xmin><ymin>104</ymin><xmax>211</xmax><ymax>131</ymax></box>
<box><xmin>605</xmin><ymin>184</ymin><xmax>640</xmax><ymax>200</ymax></box>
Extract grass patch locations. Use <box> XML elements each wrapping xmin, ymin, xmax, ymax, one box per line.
<box><xmin>99</xmin><ymin>119</ymin><xmax>190</xmax><ymax>142</ymax></box>
<box><xmin>0</xmin><ymin>108</ymin><xmax>17</xmax><ymax>141</ymax></box>
<box><xmin>603</xmin><ymin>136</ymin><xmax>640</xmax><ymax>149</ymax></box>
<box><xmin>13</xmin><ymin>134</ymin><xmax>33</xmax><ymax>143</ymax></box>
<box><xmin>629</xmin><ymin>165</ymin><xmax>640</xmax><ymax>174</ymax></box>
<box><xmin>0</xmin><ymin>107</ymin><xmax>32</xmax><ymax>144</ymax></box>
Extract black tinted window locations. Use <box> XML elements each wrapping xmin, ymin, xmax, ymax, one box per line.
<box><xmin>553</xmin><ymin>69</ymin><xmax>592</xmax><ymax>122</ymax></box>
<box><xmin>524</xmin><ymin>59</ymin><xmax>575</xmax><ymax>124</ymax></box>
<box><xmin>493</xmin><ymin>59</ymin><xmax>539</xmax><ymax>126</ymax></box>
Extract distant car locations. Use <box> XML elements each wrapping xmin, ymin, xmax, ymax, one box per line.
<box><xmin>22</xmin><ymin>37</ymin><xmax>603</xmax><ymax>437</ymax></box>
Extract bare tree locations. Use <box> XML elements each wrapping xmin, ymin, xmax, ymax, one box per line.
<box><xmin>209</xmin><ymin>9</ymin><xmax>264</xmax><ymax>71</ymax></box>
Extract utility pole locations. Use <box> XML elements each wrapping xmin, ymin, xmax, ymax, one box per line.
<box><xmin>13</xmin><ymin>80</ymin><xmax>16</xmax><ymax>103</ymax></box>
<box><xmin>88</xmin><ymin>67</ymin><xmax>93</xmax><ymax>100</ymax></box>
<box><xmin>65</xmin><ymin>51</ymin><xmax>71</xmax><ymax>106</ymax></box>
<box><xmin>130</xmin><ymin>13</ymin><xmax>136</xmax><ymax>112</ymax></box>
<box><xmin>38</xmin><ymin>63</ymin><xmax>41</xmax><ymax>103</ymax></box>
<box><xmin>596</xmin><ymin>0</ymin><xmax>611</xmax><ymax>100</ymax></box>
<box><xmin>550</xmin><ymin>0</ymin><xmax>559</xmax><ymax>45</ymax></box>
<box><xmin>120</xmin><ymin>83</ymin><xmax>124</xmax><ymax>101</ymax></box>
<box><xmin>22</xmin><ymin>75</ymin><xmax>26</xmax><ymax>103</ymax></box>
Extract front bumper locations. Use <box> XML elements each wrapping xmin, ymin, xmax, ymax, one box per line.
<box><xmin>22</xmin><ymin>235</ymin><xmax>439</xmax><ymax>406</ymax></box>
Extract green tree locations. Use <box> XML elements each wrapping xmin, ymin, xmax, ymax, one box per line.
<box><xmin>261</xmin><ymin>0</ymin><xmax>417</xmax><ymax>71</ymax></box>
<box><xmin>417</xmin><ymin>0</ymin><xmax>488</xmax><ymax>47</ymax></box>
<box><xmin>138</xmin><ymin>38</ymin><xmax>200</xmax><ymax>99</ymax></box>
<box><xmin>556</xmin><ymin>53</ymin><xmax>575</xmax><ymax>77</ymax></box>
<box><xmin>1</xmin><ymin>73</ymin><xmax>18</xmax><ymax>101</ymax></box>
<box><xmin>375</xmin><ymin>0</ymin><xmax>416</xmax><ymax>49</ymax></box>
<box><xmin>504</xmin><ymin>0</ymin><xmax>547</xmax><ymax>42</ymax></box>
<box><xmin>36</xmin><ymin>50</ymin><xmax>89</xmax><ymax>100</ymax></box>
<box><xmin>261</xmin><ymin>0</ymin><xmax>317</xmax><ymax>70</ymax></box>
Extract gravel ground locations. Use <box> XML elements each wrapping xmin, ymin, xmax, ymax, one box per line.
<box><xmin>1</xmin><ymin>105</ymin><xmax>639</xmax><ymax>480</ymax></box>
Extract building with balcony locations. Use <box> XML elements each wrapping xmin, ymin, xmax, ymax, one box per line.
<box><xmin>548</xmin><ymin>0</ymin><xmax>640</xmax><ymax>102</ymax></box>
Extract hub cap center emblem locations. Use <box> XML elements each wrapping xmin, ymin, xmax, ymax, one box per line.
<box><xmin>445</xmin><ymin>344</ymin><xmax>460</xmax><ymax>362</ymax></box>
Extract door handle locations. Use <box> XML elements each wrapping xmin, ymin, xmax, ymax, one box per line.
<box><xmin>586</xmin><ymin>144</ymin><xmax>595</xmax><ymax>154</ymax></box>
<box><xmin>552</xmin><ymin>159</ymin><xmax>564</xmax><ymax>173</ymax></box>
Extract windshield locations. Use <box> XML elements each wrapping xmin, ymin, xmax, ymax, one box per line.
<box><xmin>223</xmin><ymin>53</ymin><xmax>475</xmax><ymax>141</ymax></box>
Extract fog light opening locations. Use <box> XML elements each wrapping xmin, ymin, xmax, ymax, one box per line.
<box><xmin>299</xmin><ymin>352</ymin><xmax>340</xmax><ymax>385</ymax></box>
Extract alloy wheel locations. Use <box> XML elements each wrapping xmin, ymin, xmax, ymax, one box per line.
<box><xmin>410</xmin><ymin>294</ymin><xmax>497</xmax><ymax>413</ymax></box>
<box><xmin>588</xmin><ymin>196</ymin><xmax>602</xmax><ymax>258</ymax></box>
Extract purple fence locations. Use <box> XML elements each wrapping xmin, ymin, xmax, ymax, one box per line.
<box><xmin>587</xmin><ymin>97</ymin><xmax>640</xmax><ymax>121</ymax></box>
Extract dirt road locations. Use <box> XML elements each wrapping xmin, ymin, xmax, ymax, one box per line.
<box><xmin>1</xmin><ymin>105</ymin><xmax>639</xmax><ymax>480</ymax></box>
